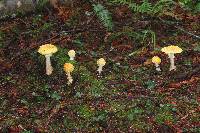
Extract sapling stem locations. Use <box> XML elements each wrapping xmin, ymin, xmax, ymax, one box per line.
<box><xmin>45</xmin><ymin>54</ymin><xmax>53</xmax><ymax>75</ymax></box>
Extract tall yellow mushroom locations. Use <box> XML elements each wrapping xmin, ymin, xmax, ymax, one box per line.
<box><xmin>63</xmin><ymin>63</ymin><xmax>74</xmax><ymax>85</ymax></box>
<box><xmin>97</xmin><ymin>58</ymin><xmax>106</xmax><ymax>74</ymax></box>
<box><xmin>161</xmin><ymin>45</ymin><xmax>183</xmax><ymax>71</ymax></box>
<box><xmin>152</xmin><ymin>56</ymin><xmax>161</xmax><ymax>71</ymax></box>
<box><xmin>38</xmin><ymin>44</ymin><xmax>58</xmax><ymax>75</ymax></box>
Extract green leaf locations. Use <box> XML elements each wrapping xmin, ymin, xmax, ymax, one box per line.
<box><xmin>195</xmin><ymin>2</ymin><xmax>200</xmax><ymax>12</ymax></box>
<box><xmin>51</xmin><ymin>92</ymin><xmax>61</xmax><ymax>101</ymax></box>
<box><xmin>144</xmin><ymin>80</ymin><xmax>156</xmax><ymax>89</ymax></box>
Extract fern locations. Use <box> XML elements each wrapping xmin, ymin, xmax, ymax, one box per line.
<box><xmin>93</xmin><ymin>4</ymin><xmax>114</xmax><ymax>31</ymax></box>
<box><xmin>110</xmin><ymin>0</ymin><xmax>173</xmax><ymax>15</ymax></box>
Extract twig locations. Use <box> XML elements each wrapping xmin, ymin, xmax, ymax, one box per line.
<box><xmin>159</xmin><ymin>17</ymin><xmax>200</xmax><ymax>40</ymax></box>
<box><xmin>175</xmin><ymin>26</ymin><xmax>200</xmax><ymax>39</ymax></box>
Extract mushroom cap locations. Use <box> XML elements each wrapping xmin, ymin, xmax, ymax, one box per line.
<box><xmin>68</xmin><ymin>50</ymin><xmax>76</xmax><ymax>57</ymax></box>
<box><xmin>38</xmin><ymin>44</ymin><xmax>58</xmax><ymax>55</ymax></box>
<box><xmin>63</xmin><ymin>63</ymin><xmax>74</xmax><ymax>73</ymax></box>
<box><xmin>97</xmin><ymin>58</ymin><xmax>106</xmax><ymax>66</ymax></box>
<box><xmin>161</xmin><ymin>45</ymin><xmax>183</xmax><ymax>54</ymax></box>
<box><xmin>152</xmin><ymin>56</ymin><xmax>161</xmax><ymax>64</ymax></box>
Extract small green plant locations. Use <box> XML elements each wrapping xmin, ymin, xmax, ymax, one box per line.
<box><xmin>142</xmin><ymin>30</ymin><xmax>156</xmax><ymax>50</ymax></box>
<box><xmin>92</xmin><ymin>110</ymin><xmax>108</xmax><ymax>122</ymax></box>
<box><xmin>127</xmin><ymin>107</ymin><xmax>144</xmax><ymax>121</ymax></box>
<box><xmin>110</xmin><ymin>0</ymin><xmax>173</xmax><ymax>15</ymax></box>
<box><xmin>79</xmin><ymin>66</ymin><xmax>93</xmax><ymax>82</ymax></box>
<box><xmin>144</xmin><ymin>80</ymin><xmax>156</xmax><ymax>89</ymax></box>
<box><xmin>194</xmin><ymin>44</ymin><xmax>200</xmax><ymax>52</ymax></box>
<box><xmin>78</xmin><ymin>105</ymin><xmax>94</xmax><ymax>120</ymax></box>
<box><xmin>0</xmin><ymin>31</ymin><xmax>5</xmax><ymax>48</ymax></box>
<box><xmin>89</xmin><ymin>79</ymin><xmax>105</xmax><ymax>97</ymax></box>
<box><xmin>51</xmin><ymin>91</ymin><xmax>62</xmax><ymax>101</ymax></box>
<box><xmin>54</xmin><ymin>47</ymin><xmax>70</xmax><ymax>72</ymax></box>
<box><xmin>155</xmin><ymin>104</ymin><xmax>175</xmax><ymax>124</ymax></box>
<box><xmin>93</xmin><ymin>3</ymin><xmax>114</xmax><ymax>31</ymax></box>
<box><xmin>178</xmin><ymin>0</ymin><xmax>200</xmax><ymax>12</ymax></box>
<box><xmin>195</xmin><ymin>2</ymin><xmax>200</xmax><ymax>12</ymax></box>
<box><xmin>36</xmin><ymin>0</ymin><xmax>49</xmax><ymax>11</ymax></box>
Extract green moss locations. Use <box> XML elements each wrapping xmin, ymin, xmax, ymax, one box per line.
<box><xmin>77</xmin><ymin>105</ymin><xmax>94</xmax><ymax>120</ymax></box>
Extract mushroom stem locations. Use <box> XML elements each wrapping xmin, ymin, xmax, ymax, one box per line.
<box><xmin>168</xmin><ymin>53</ymin><xmax>176</xmax><ymax>71</ymax></box>
<box><xmin>155</xmin><ymin>63</ymin><xmax>161</xmax><ymax>71</ymax></box>
<box><xmin>97</xmin><ymin>65</ymin><xmax>103</xmax><ymax>74</ymax></box>
<box><xmin>45</xmin><ymin>54</ymin><xmax>53</xmax><ymax>75</ymax></box>
<box><xmin>67</xmin><ymin>72</ymin><xmax>73</xmax><ymax>85</ymax></box>
<box><xmin>70</xmin><ymin>57</ymin><xmax>74</xmax><ymax>60</ymax></box>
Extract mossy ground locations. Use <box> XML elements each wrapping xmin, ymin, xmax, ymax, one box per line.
<box><xmin>0</xmin><ymin>1</ymin><xmax>199</xmax><ymax>132</ymax></box>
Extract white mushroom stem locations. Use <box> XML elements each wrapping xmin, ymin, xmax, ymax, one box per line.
<box><xmin>168</xmin><ymin>53</ymin><xmax>176</xmax><ymax>71</ymax></box>
<box><xmin>97</xmin><ymin>65</ymin><xmax>103</xmax><ymax>74</ymax></box>
<box><xmin>67</xmin><ymin>72</ymin><xmax>73</xmax><ymax>85</ymax></box>
<box><xmin>45</xmin><ymin>54</ymin><xmax>53</xmax><ymax>75</ymax></box>
<box><xmin>155</xmin><ymin>63</ymin><xmax>161</xmax><ymax>71</ymax></box>
<box><xmin>69</xmin><ymin>56</ymin><xmax>74</xmax><ymax>60</ymax></box>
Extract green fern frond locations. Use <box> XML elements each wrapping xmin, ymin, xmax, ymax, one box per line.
<box><xmin>109</xmin><ymin>0</ymin><xmax>173</xmax><ymax>15</ymax></box>
<box><xmin>93</xmin><ymin>4</ymin><xmax>114</xmax><ymax>31</ymax></box>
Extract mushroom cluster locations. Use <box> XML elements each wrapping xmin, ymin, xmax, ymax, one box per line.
<box><xmin>151</xmin><ymin>45</ymin><xmax>183</xmax><ymax>72</ymax></box>
<box><xmin>38</xmin><ymin>44</ymin><xmax>108</xmax><ymax>84</ymax></box>
<box><xmin>37</xmin><ymin>44</ymin><xmax>183</xmax><ymax>85</ymax></box>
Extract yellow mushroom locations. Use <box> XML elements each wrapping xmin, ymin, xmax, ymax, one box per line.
<box><xmin>161</xmin><ymin>45</ymin><xmax>182</xmax><ymax>71</ymax></box>
<box><xmin>152</xmin><ymin>56</ymin><xmax>161</xmax><ymax>71</ymax></box>
<box><xmin>38</xmin><ymin>44</ymin><xmax>58</xmax><ymax>75</ymax></box>
<box><xmin>68</xmin><ymin>50</ymin><xmax>76</xmax><ymax>60</ymax></box>
<box><xmin>63</xmin><ymin>63</ymin><xmax>74</xmax><ymax>85</ymax></box>
<box><xmin>97</xmin><ymin>58</ymin><xmax>106</xmax><ymax>74</ymax></box>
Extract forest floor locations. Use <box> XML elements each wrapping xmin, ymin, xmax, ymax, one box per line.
<box><xmin>0</xmin><ymin>1</ymin><xmax>199</xmax><ymax>132</ymax></box>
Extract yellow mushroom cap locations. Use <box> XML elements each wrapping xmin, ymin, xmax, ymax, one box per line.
<box><xmin>161</xmin><ymin>45</ymin><xmax>183</xmax><ymax>54</ymax></box>
<box><xmin>152</xmin><ymin>56</ymin><xmax>161</xmax><ymax>64</ymax></box>
<box><xmin>63</xmin><ymin>63</ymin><xmax>74</xmax><ymax>73</ymax></box>
<box><xmin>38</xmin><ymin>44</ymin><xmax>58</xmax><ymax>55</ymax></box>
<box><xmin>97</xmin><ymin>58</ymin><xmax>106</xmax><ymax>66</ymax></box>
<box><xmin>68</xmin><ymin>50</ymin><xmax>76</xmax><ymax>57</ymax></box>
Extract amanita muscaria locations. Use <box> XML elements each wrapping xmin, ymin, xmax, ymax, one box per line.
<box><xmin>161</xmin><ymin>45</ymin><xmax>183</xmax><ymax>71</ymax></box>
<box><xmin>152</xmin><ymin>56</ymin><xmax>161</xmax><ymax>71</ymax></box>
<box><xmin>97</xmin><ymin>58</ymin><xmax>106</xmax><ymax>74</ymax></box>
<box><xmin>38</xmin><ymin>44</ymin><xmax>58</xmax><ymax>75</ymax></box>
<box><xmin>63</xmin><ymin>63</ymin><xmax>74</xmax><ymax>85</ymax></box>
<box><xmin>68</xmin><ymin>50</ymin><xmax>76</xmax><ymax>60</ymax></box>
